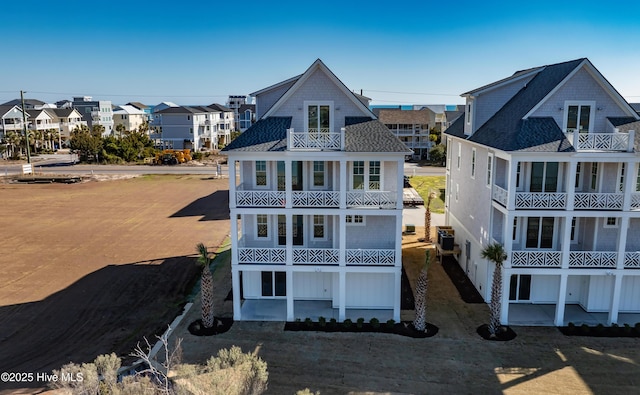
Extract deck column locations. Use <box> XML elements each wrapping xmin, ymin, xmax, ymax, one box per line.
<box><xmin>554</xmin><ymin>273</ymin><xmax>568</xmax><ymax>326</ymax></box>
<box><xmin>608</xmin><ymin>273</ymin><xmax>623</xmax><ymax>325</ymax></box>
<box><xmin>338</xmin><ymin>271</ymin><xmax>346</xmax><ymax>321</ymax></box>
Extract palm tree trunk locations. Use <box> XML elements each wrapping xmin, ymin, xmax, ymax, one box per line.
<box><xmin>413</xmin><ymin>251</ymin><xmax>430</xmax><ymax>332</ymax></box>
<box><xmin>424</xmin><ymin>209</ymin><xmax>431</xmax><ymax>243</ymax></box>
<box><xmin>201</xmin><ymin>266</ymin><xmax>215</xmax><ymax>328</ymax></box>
<box><xmin>488</xmin><ymin>263</ymin><xmax>502</xmax><ymax>336</ymax></box>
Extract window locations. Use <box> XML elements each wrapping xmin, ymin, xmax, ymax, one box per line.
<box><xmin>313</xmin><ymin>161</ymin><xmax>325</xmax><ymax>187</ymax></box>
<box><xmin>530</xmin><ymin>162</ymin><xmax>558</xmax><ymax>192</ymax></box>
<box><xmin>509</xmin><ymin>274</ymin><xmax>531</xmax><ymax>301</ymax></box>
<box><xmin>575</xmin><ymin>162</ymin><xmax>582</xmax><ymax>189</ymax></box>
<box><xmin>187</xmin><ymin>115</ymin><xmax>191</xmax><ymax>121</ymax></box>
<box><xmin>515</xmin><ymin>162</ymin><xmax>521</xmax><ymax>188</ymax></box>
<box><xmin>455</xmin><ymin>183</ymin><xmax>459</xmax><ymax>202</ymax></box>
<box><xmin>471</xmin><ymin>148</ymin><xmax>476</xmax><ymax>178</ymax></box>
<box><xmin>570</xmin><ymin>217</ymin><xmax>578</xmax><ymax>242</ymax></box>
<box><xmin>486</xmin><ymin>154</ymin><xmax>493</xmax><ymax>187</ymax></box>
<box><xmin>457</xmin><ymin>143</ymin><xmax>461</xmax><ymax>170</ymax></box>
<box><xmin>466</xmin><ymin>102</ymin><xmax>472</xmax><ymax>125</ymax></box>
<box><xmin>446</xmin><ymin>138</ymin><xmax>452</xmax><ymax>170</ymax></box>
<box><xmin>565</xmin><ymin>102</ymin><xmax>594</xmax><ymax>133</ymax></box>
<box><xmin>618</xmin><ymin>163</ymin><xmax>626</xmax><ymax>192</ymax></box>
<box><xmin>351</xmin><ymin>161</ymin><xmax>381</xmax><ymax>190</ymax></box>
<box><xmin>256</xmin><ymin>214</ymin><xmax>268</xmax><ymax>238</ymax></box>
<box><xmin>604</xmin><ymin>217</ymin><xmax>619</xmax><ymax>228</ymax></box>
<box><xmin>261</xmin><ymin>271</ymin><xmax>286</xmax><ymax>297</ymax></box>
<box><xmin>306</xmin><ymin>102</ymin><xmax>331</xmax><ymax>132</ymax></box>
<box><xmin>636</xmin><ymin>165</ymin><xmax>640</xmax><ymax>192</ymax></box>
<box><xmin>590</xmin><ymin>163</ymin><xmax>598</xmax><ymax>190</ymax></box>
<box><xmin>255</xmin><ymin>161</ymin><xmax>267</xmax><ymax>186</ymax></box>
<box><xmin>526</xmin><ymin>217</ymin><xmax>554</xmax><ymax>249</ymax></box>
<box><xmin>512</xmin><ymin>217</ymin><xmax>519</xmax><ymax>242</ymax></box>
<box><xmin>346</xmin><ymin>215</ymin><xmax>365</xmax><ymax>226</ymax></box>
<box><xmin>313</xmin><ymin>215</ymin><xmax>325</xmax><ymax>239</ymax></box>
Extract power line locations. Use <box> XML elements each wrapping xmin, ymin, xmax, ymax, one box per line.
<box><xmin>363</xmin><ymin>89</ymin><xmax>461</xmax><ymax>97</ymax></box>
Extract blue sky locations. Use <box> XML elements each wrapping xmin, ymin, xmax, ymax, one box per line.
<box><xmin>2</xmin><ymin>1</ymin><xmax>639</xmax><ymax>106</ymax></box>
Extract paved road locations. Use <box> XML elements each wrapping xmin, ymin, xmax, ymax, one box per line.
<box><xmin>3</xmin><ymin>160</ymin><xmax>444</xmax><ymax>177</ymax></box>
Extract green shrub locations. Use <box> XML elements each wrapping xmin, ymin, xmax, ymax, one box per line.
<box><xmin>328</xmin><ymin>318</ymin><xmax>337</xmax><ymax>327</ymax></box>
<box><xmin>595</xmin><ymin>323</ymin><xmax>605</xmax><ymax>334</ymax></box>
<box><xmin>304</xmin><ymin>317</ymin><xmax>314</xmax><ymax>328</ymax></box>
<box><xmin>318</xmin><ymin>316</ymin><xmax>326</xmax><ymax>327</ymax></box>
<box><xmin>370</xmin><ymin>317</ymin><xmax>380</xmax><ymax>328</ymax></box>
<box><xmin>386</xmin><ymin>319</ymin><xmax>396</xmax><ymax>329</ymax></box>
<box><xmin>192</xmin><ymin>151</ymin><xmax>203</xmax><ymax>161</ymax></box>
<box><xmin>356</xmin><ymin>318</ymin><xmax>365</xmax><ymax>329</ymax></box>
<box><xmin>623</xmin><ymin>323</ymin><xmax>632</xmax><ymax>334</ymax></box>
<box><xmin>343</xmin><ymin>319</ymin><xmax>352</xmax><ymax>328</ymax></box>
<box><xmin>580</xmin><ymin>323</ymin><xmax>590</xmax><ymax>334</ymax></box>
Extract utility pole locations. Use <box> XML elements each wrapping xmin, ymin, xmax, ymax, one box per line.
<box><xmin>20</xmin><ymin>90</ymin><xmax>32</xmax><ymax>164</ymax></box>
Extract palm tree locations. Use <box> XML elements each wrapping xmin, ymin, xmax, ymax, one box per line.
<box><xmin>424</xmin><ymin>190</ymin><xmax>438</xmax><ymax>243</ymax></box>
<box><xmin>5</xmin><ymin>131</ymin><xmax>21</xmax><ymax>157</ymax></box>
<box><xmin>413</xmin><ymin>250</ymin><xmax>431</xmax><ymax>332</ymax></box>
<box><xmin>196</xmin><ymin>242</ymin><xmax>215</xmax><ymax>329</ymax></box>
<box><xmin>481</xmin><ymin>242</ymin><xmax>507</xmax><ymax>337</ymax></box>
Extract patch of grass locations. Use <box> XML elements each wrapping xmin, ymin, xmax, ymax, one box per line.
<box><xmin>408</xmin><ymin>176</ymin><xmax>446</xmax><ymax>213</ymax></box>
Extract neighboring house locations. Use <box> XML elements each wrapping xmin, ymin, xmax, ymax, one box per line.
<box><xmin>237</xmin><ymin>104</ymin><xmax>256</xmax><ymax>132</ymax></box>
<box><xmin>376</xmin><ymin>107</ymin><xmax>436</xmax><ymax>160</ymax></box>
<box><xmin>154</xmin><ymin>104</ymin><xmax>232</xmax><ymax>151</ymax></box>
<box><xmin>443</xmin><ymin>109</ymin><xmax>464</xmax><ymax>130</ymax></box>
<box><xmin>222</xmin><ymin>59</ymin><xmax>411</xmax><ymax>322</ymax></box>
<box><xmin>113</xmin><ymin>105</ymin><xmax>148</xmax><ymax>134</ymax></box>
<box><xmin>444</xmin><ymin>58</ymin><xmax>640</xmax><ymax>327</ymax></box>
<box><xmin>227</xmin><ymin>95</ymin><xmax>256</xmax><ymax>133</ymax></box>
<box><xmin>1</xmin><ymin>98</ymin><xmax>47</xmax><ymax>110</ymax></box>
<box><xmin>630</xmin><ymin>103</ymin><xmax>640</xmax><ymax>115</ymax></box>
<box><xmin>50</xmin><ymin>108</ymin><xmax>86</xmax><ymax>146</ymax></box>
<box><xmin>71</xmin><ymin>96</ymin><xmax>114</xmax><ymax>136</ymax></box>
<box><xmin>0</xmin><ymin>105</ymin><xmax>28</xmax><ymax>139</ymax></box>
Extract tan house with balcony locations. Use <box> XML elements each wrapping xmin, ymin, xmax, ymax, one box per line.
<box><xmin>444</xmin><ymin>58</ymin><xmax>640</xmax><ymax>327</ymax></box>
<box><xmin>222</xmin><ymin>59</ymin><xmax>411</xmax><ymax>322</ymax></box>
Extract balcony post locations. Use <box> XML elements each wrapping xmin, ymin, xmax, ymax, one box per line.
<box><xmin>608</xmin><ymin>273</ymin><xmax>623</xmax><ymax>325</ymax></box>
<box><xmin>627</xmin><ymin>130</ymin><xmax>635</xmax><ymax>152</ymax></box>
<box><xmin>622</xmin><ymin>161</ymin><xmax>635</xmax><ymax>211</ymax></box>
<box><xmin>507</xmin><ymin>160</ymin><xmax>518</xmax><ymax>211</ymax></box>
<box><xmin>561</xmin><ymin>216</ymin><xmax>572</xmax><ymax>269</ymax></box>
<box><xmin>616</xmin><ymin>217</ymin><xmax>629</xmax><ymax>270</ymax></box>
<box><xmin>285</xmin><ymin>159</ymin><xmax>292</xmax><ymax>209</ymax></box>
<box><xmin>340</xmin><ymin>127</ymin><xmax>345</xmax><ymax>151</ymax></box>
<box><xmin>566</xmin><ymin>161</ymin><xmax>577</xmax><ymax>210</ymax></box>
<box><xmin>338</xmin><ymin>271</ymin><xmax>346</xmax><ymax>321</ymax></box>
<box><xmin>573</xmin><ymin>130</ymin><xmax>579</xmax><ymax>148</ymax></box>
<box><xmin>554</xmin><ymin>273</ymin><xmax>568</xmax><ymax>326</ymax></box>
<box><xmin>339</xmin><ymin>159</ymin><xmax>347</xmax><ymax>209</ymax></box>
<box><xmin>229</xmin><ymin>159</ymin><xmax>237</xmax><ymax>208</ymax></box>
<box><xmin>286</xmin><ymin>213</ymin><xmax>293</xmax><ymax>266</ymax></box>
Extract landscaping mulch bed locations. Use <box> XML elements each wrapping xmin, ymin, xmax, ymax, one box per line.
<box><xmin>476</xmin><ymin>324</ymin><xmax>517</xmax><ymax>341</ymax></box>
<box><xmin>401</xmin><ymin>267</ymin><xmax>415</xmax><ymax>310</ymax></box>
<box><xmin>441</xmin><ymin>256</ymin><xmax>485</xmax><ymax>304</ymax></box>
<box><xmin>187</xmin><ymin>317</ymin><xmax>234</xmax><ymax>336</ymax></box>
<box><xmin>285</xmin><ymin>320</ymin><xmax>438</xmax><ymax>338</ymax></box>
<box><xmin>558</xmin><ymin>324</ymin><xmax>640</xmax><ymax>337</ymax></box>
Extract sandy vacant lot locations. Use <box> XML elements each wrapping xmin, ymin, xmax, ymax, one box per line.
<box><xmin>0</xmin><ymin>175</ymin><xmax>230</xmax><ymax>393</ymax></box>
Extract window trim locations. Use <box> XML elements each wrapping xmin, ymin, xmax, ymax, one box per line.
<box><xmin>563</xmin><ymin>101</ymin><xmax>595</xmax><ymax>133</ymax></box>
<box><xmin>457</xmin><ymin>143</ymin><xmax>461</xmax><ymax>170</ymax></box>
<box><xmin>255</xmin><ymin>214</ymin><xmax>270</xmax><ymax>240</ymax></box>
<box><xmin>311</xmin><ymin>161</ymin><xmax>327</xmax><ymax>189</ymax></box>
<box><xmin>486</xmin><ymin>153</ymin><xmax>493</xmax><ymax>187</ymax></box>
<box><xmin>254</xmin><ymin>160</ymin><xmax>269</xmax><ymax>189</ymax></box>
<box><xmin>346</xmin><ymin>214</ymin><xmax>366</xmax><ymax>226</ymax></box>
<box><xmin>350</xmin><ymin>160</ymin><xmax>383</xmax><ymax>191</ymax></box>
<box><xmin>471</xmin><ymin>148</ymin><xmax>476</xmax><ymax>179</ymax></box>
<box><xmin>312</xmin><ymin>215</ymin><xmax>327</xmax><ymax>240</ymax></box>
<box><xmin>604</xmin><ymin>217</ymin><xmax>619</xmax><ymax>229</ymax></box>
<box><xmin>617</xmin><ymin>163</ymin><xmax>626</xmax><ymax>193</ymax></box>
<box><xmin>303</xmin><ymin>100</ymin><xmax>334</xmax><ymax>133</ymax></box>
<box><xmin>590</xmin><ymin>162</ymin><xmax>599</xmax><ymax>191</ymax></box>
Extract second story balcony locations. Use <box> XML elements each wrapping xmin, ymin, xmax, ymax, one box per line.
<box><xmin>288</xmin><ymin>128</ymin><xmax>344</xmax><ymax>150</ymax></box>
<box><xmin>565</xmin><ymin>130</ymin><xmax>634</xmax><ymax>152</ymax></box>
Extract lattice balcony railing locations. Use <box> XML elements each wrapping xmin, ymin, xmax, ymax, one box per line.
<box><xmin>346</xmin><ymin>249</ymin><xmax>395</xmax><ymax>265</ymax></box>
<box><xmin>288</xmin><ymin>128</ymin><xmax>343</xmax><ymax>150</ymax></box>
<box><xmin>292</xmin><ymin>248</ymin><xmax>340</xmax><ymax>265</ymax></box>
<box><xmin>569</xmin><ymin>251</ymin><xmax>617</xmax><ymax>268</ymax></box>
<box><xmin>574</xmin><ymin>193</ymin><xmax>623</xmax><ymax>210</ymax></box>
<box><xmin>291</xmin><ymin>191</ymin><xmax>340</xmax><ymax>207</ymax></box>
<box><xmin>236</xmin><ymin>190</ymin><xmax>285</xmax><ymax>207</ymax></box>
<box><xmin>238</xmin><ymin>248</ymin><xmax>286</xmax><ymax>264</ymax></box>
<box><xmin>624</xmin><ymin>252</ymin><xmax>640</xmax><ymax>268</ymax></box>
<box><xmin>346</xmin><ymin>191</ymin><xmax>396</xmax><ymax>208</ymax></box>
<box><xmin>515</xmin><ymin>192</ymin><xmax>567</xmax><ymax>209</ymax></box>
<box><xmin>511</xmin><ymin>251</ymin><xmax>562</xmax><ymax>267</ymax></box>
<box><xmin>492</xmin><ymin>185</ymin><xmax>508</xmax><ymax>206</ymax></box>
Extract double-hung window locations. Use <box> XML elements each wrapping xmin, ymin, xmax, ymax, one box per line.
<box><xmin>313</xmin><ymin>161</ymin><xmax>326</xmax><ymax>188</ymax></box>
<box><xmin>305</xmin><ymin>101</ymin><xmax>332</xmax><ymax>133</ymax></box>
<box><xmin>256</xmin><ymin>214</ymin><xmax>269</xmax><ymax>238</ymax></box>
<box><xmin>352</xmin><ymin>161</ymin><xmax>381</xmax><ymax>190</ymax></box>
<box><xmin>255</xmin><ymin>161</ymin><xmax>267</xmax><ymax>187</ymax></box>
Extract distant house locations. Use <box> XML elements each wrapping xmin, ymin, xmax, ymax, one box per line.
<box><xmin>376</xmin><ymin>107</ymin><xmax>436</xmax><ymax>160</ymax></box>
<box><xmin>227</xmin><ymin>95</ymin><xmax>255</xmax><ymax>133</ymax></box>
<box><xmin>153</xmin><ymin>104</ymin><xmax>233</xmax><ymax>151</ymax></box>
<box><xmin>50</xmin><ymin>108</ymin><xmax>86</xmax><ymax>145</ymax></box>
<box><xmin>113</xmin><ymin>105</ymin><xmax>148</xmax><ymax>134</ymax></box>
<box><xmin>0</xmin><ymin>105</ymin><xmax>27</xmax><ymax>139</ymax></box>
<box><xmin>71</xmin><ymin>96</ymin><xmax>114</xmax><ymax>136</ymax></box>
<box><xmin>444</xmin><ymin>58</ymin><xmax>640</xmax><ymax>327</ymax></box>
<box><xmin>223</xmin><ymin>59</ymin><xmax>410</xmax><ymax>322</ymax></box>
<box><xmin>1</xmin><ymin>98</ymin><xmax>47</xmax><ymax>110</ymax></box>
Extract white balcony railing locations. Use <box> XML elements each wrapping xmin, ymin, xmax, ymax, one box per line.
<box><xmin>288</xmin><ymin>128</ymin><xmax>343</xmax><ymax>150</ymax></box>
<box><xmin>347</xmin><ymin>190</ymin><xmax>396</xmax><ymax>208</ymax></box>
<box><xmin>515</xmin><ymin>192</ymin><xmax>567</xmax><ymax>209</ymax></box>
<box><xmin>574</xmin><ymin>193</ymin><xmax>623</xmax><ymax>210</ymax></box>
<box><xmin>236</xmin><ymin>247</ymin><xmax>395</xmax><ymax>265</ymax></box>
<box><xmin>566</xmin><ymin>131</ymin><xmax>634</xmax><ymax>151</ymax></box>
<box><xmin>293</xmin><ymin>248</ymin><xmax>340</xmax><ymax>264</ymax></box>
<box><xmin>511</xmin><ymin>251</ymin><xmax>562</xmax><ymax>267</ymax></box>
<box><xmin>511</xmin><ymin>251</ymin><xmax>624</xmax><ymax>268</ymax></box>
<box><xmin>346</xmin><ymin>249</ymin><xmax>395</xmax><ymax>265</ymax></box>
<box><xmin>291</xmin><ymin>191</ymin><xmax>340</xmax><ymax>207</ymax></box>
<box><xmin>492</xmin><ymin>185</ymin><xmax>508</xmax><ymax>206</ymax></box>
<box><xmin>631</xmin><ymin>193</ymin><xmax>640</xmax><ymax>210</ymax></box>
<box><xmin>236</xmin><ymin>190</ymin><xmax>285</xmax><ymax>207</ymax></box>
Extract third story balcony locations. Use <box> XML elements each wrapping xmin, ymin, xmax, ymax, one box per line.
<box><xmin>287</xmin><ymin>128</ymin><xmax>344</xmax><ymax>150</ymax></box>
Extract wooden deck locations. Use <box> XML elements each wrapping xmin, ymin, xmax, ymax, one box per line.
<box><xmin>403</xmin><ymin>188</ymin><xmax>424</xmax><ymax>206</ymax></box>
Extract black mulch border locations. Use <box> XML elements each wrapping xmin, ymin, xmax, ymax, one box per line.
<box><xmin>285</xmin><ymin>321</ymin><xmax>439</xmax><ymax>338</ymax></box>
<box><xmin>476</xmin><ymin>324</ymin><xmax>517</xmax><ymax>341</ymax></box>
<box><xmin>188</xmin><ymin>317</ymin><xmax>234</xmax><ymax>336</ymax></box>
<box><xmin>440</xmin><ymin>256</ymin><xmax>485</xmax><ymax>304</ymax></box>
<box><xmin>558</xmin><ymin>324</ymin><xmax>640</xmax><ymax>337</ymax></box>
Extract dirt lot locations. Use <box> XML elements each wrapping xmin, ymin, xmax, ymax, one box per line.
<box><xmin>173</xmin><ymin>226</ymin><xmax>640</xmax><ymax>395</ymax></box>
<box><xmin>0</xmin><ymin>175</ymin><xmax>230</xmax><ymax>393</ymax></box>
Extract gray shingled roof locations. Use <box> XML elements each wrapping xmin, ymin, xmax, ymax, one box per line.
<box><xmin>223</xmin><ymin>117</ymin><xmax>411</xmax><ymax>153</ymax></box>
<box><xmin>446</xmin><ymin>59</ymin><xmax>585</xmax><ymax>152</ymax></box>
<box><xmin>628</xmin><ymin>103</ymin><xmax>640</xmax><ymax>114</ymax></box>
<box><xmin>208</xmin><ymin>103</ymin><xmax>232</xmax><ymax>112</ymax></box>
